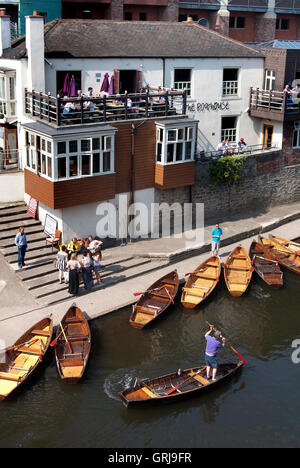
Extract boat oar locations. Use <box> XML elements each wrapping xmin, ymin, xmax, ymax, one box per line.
<box><xmin>54</xmin><ymin>313</ymin><xmax>72</xmax><ymax>354</ymax></box>
<box><xmin>253</xmin><ymin>255</ymin><xmax>278</xmax><ymax>264</ymax></box>
<box><xmin>133</xmin><ymin>285</ymin><xmax>165</xmax><ymax>297</ymax></box>
<box><xmin>165</xmin><ymin>368</ymin><xmax>205</xmax><ymax>395</ymax></box>
<box><xmin>206</xmin><ymin>321</ymin><xmax>248</xmax><ymax>365</ymax></box>
<box><xmin>164</xmin><ymin>287</ymin><xmax>174</xmax><ymax>305</ymax></box>
<box><xmin>50</xmin><ymin>329</ymin><xmax>64</xmax><ymax>348</ymax></box>
<box><xmin>0</xmin><ymin>337</ymin><xmax>39</xmax><ymax>356</ymax></box>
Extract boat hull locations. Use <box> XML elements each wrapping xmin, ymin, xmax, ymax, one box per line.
<box><xmin>55</xmin><ymin>304</ymin><xmax>91</xmax><ymax>383</ymax></box>
<box><xmin>119</xmin><ymin>362</ymin><xmax>243</xmax><ymax>407</ymax></box>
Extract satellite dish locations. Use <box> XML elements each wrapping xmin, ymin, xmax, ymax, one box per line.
<box><xmin>197</xmin><ymin>18</ymin><xmax>210</xmax><ymax>29</ymax></box>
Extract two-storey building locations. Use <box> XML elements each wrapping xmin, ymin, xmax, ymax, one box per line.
<box><xmin>0</xmin><ymin>12</ymin><xmax>276</xmax><ymax>240</ymax></box>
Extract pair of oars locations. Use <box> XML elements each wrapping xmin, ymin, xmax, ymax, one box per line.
<box><xmin>0</xmin><ymin>337</ymin><xmax>40</xmax><ymax>356</ymax></box>
<box><xmin>133</xmin><ymin>285</ymin><xmax>174</xmax><ymax>304</ymax></box>
<box><xmin>50</xmin><ymin>313</ymin><xmax>72</xmax><ymax>353</ymax></box>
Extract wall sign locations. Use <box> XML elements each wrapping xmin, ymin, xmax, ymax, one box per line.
<box><xmin>44</xmin><ymin>214</ymin><xmax>57</xmax><ymax>238</ymax></box>
<box><xmin>27</xmin><ymin>197</ymin><xmax>38</xmax><ymax>219</ymax></box>
<box><xmin>187</xmin><ymin>101</ymin><xmax>230</xmax><ymax>113</ymax></box>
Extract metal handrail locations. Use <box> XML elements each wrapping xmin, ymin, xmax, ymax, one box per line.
<box><xmin>196</xmin><ymin>143</ymin><xmax>279</xmax><ymax>162</ymax></box>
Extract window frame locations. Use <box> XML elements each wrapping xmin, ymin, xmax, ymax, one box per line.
<box><xmin>156</xmin><ymin>123</ymin><xmax>196</xmax><ymax>165</ymax></box>
<box><xmin>264</xmin><ymin>69</ymin><xmax>276</xmax><ymax>91</ymax></box>
<box><xmin>222</xmin><ymin>68</ymin><xmax>240</xmax><ymax>97</ymax></box>
<box><xmin>174</xmin><ymin>68</ymin><xmax>192</xmax><ymax>98</ymax></box>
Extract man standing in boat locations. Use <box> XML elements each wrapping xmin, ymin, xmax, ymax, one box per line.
<box><xmin>205</xmin><ymin>324</ymin><xmax>226</xmax><ymax>382</ymax></box>
<box><xmin>211</xmin><ymin>223</ymin><xmax>223</xmax><ymax>257</ymax></box>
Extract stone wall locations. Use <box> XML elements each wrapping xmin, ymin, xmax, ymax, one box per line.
<box><xmin>155</xmin><ymin>150</ymin><xmax>300</xmax><ymax>223</ymax></box>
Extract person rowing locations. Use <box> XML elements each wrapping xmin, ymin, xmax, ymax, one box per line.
<box><xmin>205</xmin><ymin>323</ymin><xmax>226</xmax><ymax>381</ymax></box>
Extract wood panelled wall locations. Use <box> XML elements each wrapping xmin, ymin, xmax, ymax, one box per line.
<box><xmin>25</xmin><ymin>120</ymin><xmax>196</xmax><ymax>210</ymax></box>
<box><xmin>155</xmin><ymin>162</ymin><xmax>195</xmax><ymax>190</ymax></box>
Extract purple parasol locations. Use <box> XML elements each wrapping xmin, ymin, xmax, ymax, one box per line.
<box><xmin>100</xmin><ymin>73</ymin><xmax>110</xmax><ymax>93</ymax></box>
<box><xmin>63</xmin><ymin>73</ymin><xmax>70</xmax><ymax>96</ymax></box>
<box><xmin>69</xmin><ymin>75</ymin><xmax>77</xmax><ymax>97</ymax></box>
<box><xmin>108</xmin><ymin>76</ymin><xmax>115</xmax><ymax>95</ymax></box>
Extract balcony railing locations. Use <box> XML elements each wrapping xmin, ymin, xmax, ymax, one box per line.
<box><xmin>25</xmin><ymin>89</ymin><xmax>188</xmax><ymax>127</ymax></box>
<box><xmin>249</xmin><ymin>88</ymin><xmax>300</xmax><ymax>121</ymax></box>
<box><xmin>196</xmin><ymin>143</ymin><xmax>279</xmax><ymax>162</ymax></box>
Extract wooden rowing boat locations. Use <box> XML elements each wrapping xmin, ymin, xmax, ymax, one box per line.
<box><xmin>249</xmin><ymin>240</ymin><xmax>283</xmax><ymax>288</ymax></box>
<box><xmin>119</xmin><ymin>361</ymin><xmax>243</xmax><ymax>407</ymax></box>
<box><xmin>129</xmin><ymin>270</ymin><xmax>179</xmax><ymax>329</ymax></box>
<box><xmin>269</xmin><ymin>234</ymin><xmax>300</xmax><ymax>256</ymax></box>
<box><xmin>259</xmin><ymin>235</ymin><xmax>300</xmax><ymax>276</ymax></box>
<box><xmin>224</xmin><ymin>246</ymin><xmax>253</xmax><ymax>296</ymax></box>
<box><xmin>0</xmin><ymin>317</ymin><xmax>53</xmax><ymax>400</ymax></box>
<box><xmin>181</xmin><ymin>256</ymin><xmax>221</xmax><ymax>308</ymax></box>
<box><xmin>55</xmin><ymin>305</ymin><xmax>91</xmax><ymax>383</ymax></box>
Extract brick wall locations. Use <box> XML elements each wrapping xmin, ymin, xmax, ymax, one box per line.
<box><xmin>282</xmin><ymin>121</ymin><xmax>300</xmax><ymax>167</ymax></box>
<box><xmin>228</xmin><ymin>11</ymin><xmax>256</xmax><ymax>43</ymax></box>
<box><xmin>154</xmin><ymin>150</ymin><xmax>300</xmax><ymax>221</ymax></box>
<box><xmin>261</xmin><ymin>48</ymin><xmax>287</xmax><ymax>91</ymax></box>
<box><xmin>253</xmin><ymin>14</ymin><xmax>276</xmax><ymax>43</ymax></box>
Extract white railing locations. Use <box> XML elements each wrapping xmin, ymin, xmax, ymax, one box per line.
<box><xmin>223</xmin><ymin>81</ymin><xmax>238</xmax><ymax>96</ymax></box>
<box><xmin>196</xmin><ymin>143</ymin><xmax>279</xmax><ymax>161</ymax></box>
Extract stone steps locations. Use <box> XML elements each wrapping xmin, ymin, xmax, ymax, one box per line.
<box><xmin>2</xmin><ymin>239</ymin><xmax>48</xmax><ymax>256</ymax></box>
<box><xmin>0</xmin><ymin>218</ymin><xmax>41</xmax><ymax>233</ymax></box>
<box><xmin>36</xmin><ymin>259</ymin><xmax>168</xmax><ymax>306</ymax></box>
<box><xmin>0</xmin><ymin>205</ymin><xmax>27</xmax><ymax>218</ymax></box>
<box><xmin>30</xmin><ymin>257</ymin><xmax>152</xmax><ymax>300</ymax></box>
<box><xmin>0</xmin><ymin>231</ymin><xmax>46</xmax><ymax>248</ymax></box>
<box><xmin>0</xmin><ymin>212</ymin><xmax>32</xmax><ymax>225</ymax></box>
<box><xmin>5</xmin><ymin>245</ymin><xmax>55</xmax><ymax>264</ymax></box>
<box><xmin>25</xmin><ymin>254</ymin><xmax>135</xmax><ymax>291</ymax></box>
<box><xmin>0</xmin><ymin>224</ymin><xmax>44</xmax><ymax>242</ymax></box>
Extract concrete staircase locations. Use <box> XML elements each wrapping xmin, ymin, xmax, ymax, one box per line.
<box><xmin>0</xmin><ymin>203</ymin><xmax>169</xmax><ymax>306</ymax></box>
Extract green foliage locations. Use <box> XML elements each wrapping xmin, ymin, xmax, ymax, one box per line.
<box><xmin>210</xmin><ymin>155</ymin><xmax>248</xmax><ymax>188</ymax></box>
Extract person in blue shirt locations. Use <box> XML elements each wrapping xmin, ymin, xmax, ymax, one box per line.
<box><xmin>15</xmin><ymin>227</ymin><xmax>27</xmax><ymax>269</ymax></box>
<box><xmin>211</xmin><ymin>223</ymin><xmax>223</xmax><ymax>257</ymax></box>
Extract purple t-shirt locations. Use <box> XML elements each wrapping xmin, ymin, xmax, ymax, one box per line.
<box><xmin>206</xmin><ymin>335</ymin><xmax>222</xmax><ymax>356</ymax></box>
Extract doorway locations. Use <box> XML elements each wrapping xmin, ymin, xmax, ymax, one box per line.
<box><xmin>116</xmin><ymin>70</ymin><xmax>140</xmax><ymax>94</ymax></box>
<box><xmin>263</xmin><ymin>124</ymin><xmax>273</xmax><ymax>149</ymax></box>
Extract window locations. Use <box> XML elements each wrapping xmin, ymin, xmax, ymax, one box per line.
<box><xmin>276</xmin><ymin>18</ymin><xmax>289</xmax><ymax>30</ymax></box>
<box><xmin>174</xmin><ymin>69</ymin><xmax>192</xmax><ymax>97</ymax></box>
<box><xmin>223</xmin><ymin>68</ymin><xmax>239</xmax><ymax>96</ymax></box>
<box><xmin>156</xmin><ymin>123</ymin><xmax>196</xmax><ymax>164</ymax></box>
<box><xmin>0</xmin><ymin>71</ymin><xmax>16</xmax><ymax>117</ymax></box>
<box><xmin>229</xmin><ymin>16</ymin><xmax>245</xmax><ymax>29</ymax></box>
<box><xmin>25</xmin><ymin>131</ymin><xmax>53</xmax><ymax>179</ymax></box>
<box><xmin>293</xmin><ymin>123</ymin><xmax>300</xmax><ymax>148</ymax></box>
<box><xmin>221</xmin><ymin>116</ymin><xmax>238</xmax><ymax>143</ymax></box>
<box><xmin>265</xmin><ymin>70</ymin><xmax>276</xmax><ymax>91</ymax></box>
<box><xmin>139</xmin><ymin>12</ymin><xmax>147</xmax><ymax>21</ymax></box>
<box><xmin>124</xmin><ymin>12</ymin><xmax>132</xmax><ymax>21</ymax></box>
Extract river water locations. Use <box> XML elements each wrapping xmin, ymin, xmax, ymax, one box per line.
<box><xmin>1</xmin><ymin>261</ymin><xmax>300</xmax><ymax>448</ymax></box>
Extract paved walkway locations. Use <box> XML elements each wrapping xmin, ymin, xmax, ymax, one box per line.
<box><xmin>0</xmin><ymin>202</ymin><xmax>299</xmax><ymax>347</ymax></box>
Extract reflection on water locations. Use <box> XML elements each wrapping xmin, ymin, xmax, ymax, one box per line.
<box><xmin>0</xmin><ymin>266</ymin><xmax>300</xmax><ymax>448</ymax></box>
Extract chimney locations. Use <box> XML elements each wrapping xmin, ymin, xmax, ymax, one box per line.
<box><xmin>26</xmin><ymin>11</ymin><xmax>45</xmax><ymax>92</ymax></box>
<box><xmin>0</xmin><ymin>9</ymin><xmax>11</xmax><ymax>57</ymax></box>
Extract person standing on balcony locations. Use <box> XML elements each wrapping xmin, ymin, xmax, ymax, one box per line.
<box><xmin>15</xmin><ymin>227</ymin><xmax>27</xmax><ymax>269</ymax></box>
<box><xmin>283</xmin><ymin>85</ymin><xmax>294</xmax><ymax>108</ymax></box>
<box><xmin>211</xmin><ymin>223</ymin><xmax>223</xmax><ymax>257</ymax></box>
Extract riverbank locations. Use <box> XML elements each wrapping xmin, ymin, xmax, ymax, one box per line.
<box><xmin>0</xmin><ymin>202</ymin><xmax>299</xmax><ymax>346</ymax></box>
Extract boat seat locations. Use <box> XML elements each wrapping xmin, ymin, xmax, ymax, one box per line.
<box><xmin>0</xmin><ymin>372</ymin><xmax>21</xmax><ymax>382</ymax></box>
<box><xmin>188</xmin><ymin>372</ymin><xmax>210</xmax><ymax>386</ymax></box>
<box><xmin>135</xmin><ymin>306</ymin><xmax>157</xmax><ymax>316</ymax></box>
<box><xmin>183</xmin><ymin>288</ymin><xmax>204</xmax><ymax>297</ymax></box>
<box><xmin>161</xmin><ymin>280</ymin><xmax>177</xmax><ymax>286</ymax></box>
<box><xmin>64</xmin><ymin>318</ymin><xmax>84</xmax><ymax>324</ymax></box>
<box><xmin>141</xmin><ymin>386</ymin><xmax>158</xmax><ymax>399</ymax></box>
<box><xmin>227</xmin><ymin>266</ymin><xmax>250</xmax><ymax>271</ymax></box>
<box><xmin>17</xmin><ymin>347</ymin><xmax>41</xmax><ymax>356</ymax></box>
<box><xmin>228</xmin><ymin>279</ymin><xmax>249</xmax><ymax>285</ymax></box>
<box><xmin>64</xmin><ymin>335</ymin><xmax>88</xmax><ymax>342</ymax></box>
<box><xmin>251</xmin><ymin>250</ymin><xmax>263</xmax><ymax>255</ymax></box>
<box><xmin>31</xmin><ymin>329</ymin><xmax>51</xmax><ymax>337</ymax></box>
<box><xmin>150</xmin><ymin>292</ymin><xmax>169</xmax><ymax>300</ymax></box>
<box><xmin>205</xmin><ymin>263</ymin><xmax>219</xmax><ymax>267</ymax></box>
<box><xmin>196</xmin><ymin>273</ymin><xmax>216</xmax><ymax>280</ymax></box>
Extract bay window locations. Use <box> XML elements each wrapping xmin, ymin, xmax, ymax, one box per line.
<box><xmin>25</xmin><ymin>129</ymin><xmax>115</xmax><ymax>181</ymax></box>
<box><xmin>156</xmin><ymin>120</ymin><xmax>197</xmax><ymax>165</ymax></box>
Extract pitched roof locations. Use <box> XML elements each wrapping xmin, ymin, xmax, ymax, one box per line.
<box><xmin>2</xmin><ymin>20</ymin><xmax>263</xmax><ymax>60</ymax></box>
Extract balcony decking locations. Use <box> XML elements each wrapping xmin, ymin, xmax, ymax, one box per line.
<box><xmin>25</xmin><ymin>90</ymin><xmax>187</xmax><ymax>127</ymax></box>
<box><xmin>249</xmin><ymin>88</ymin><xmax>300</xmax><ymax>122</ymax></box>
